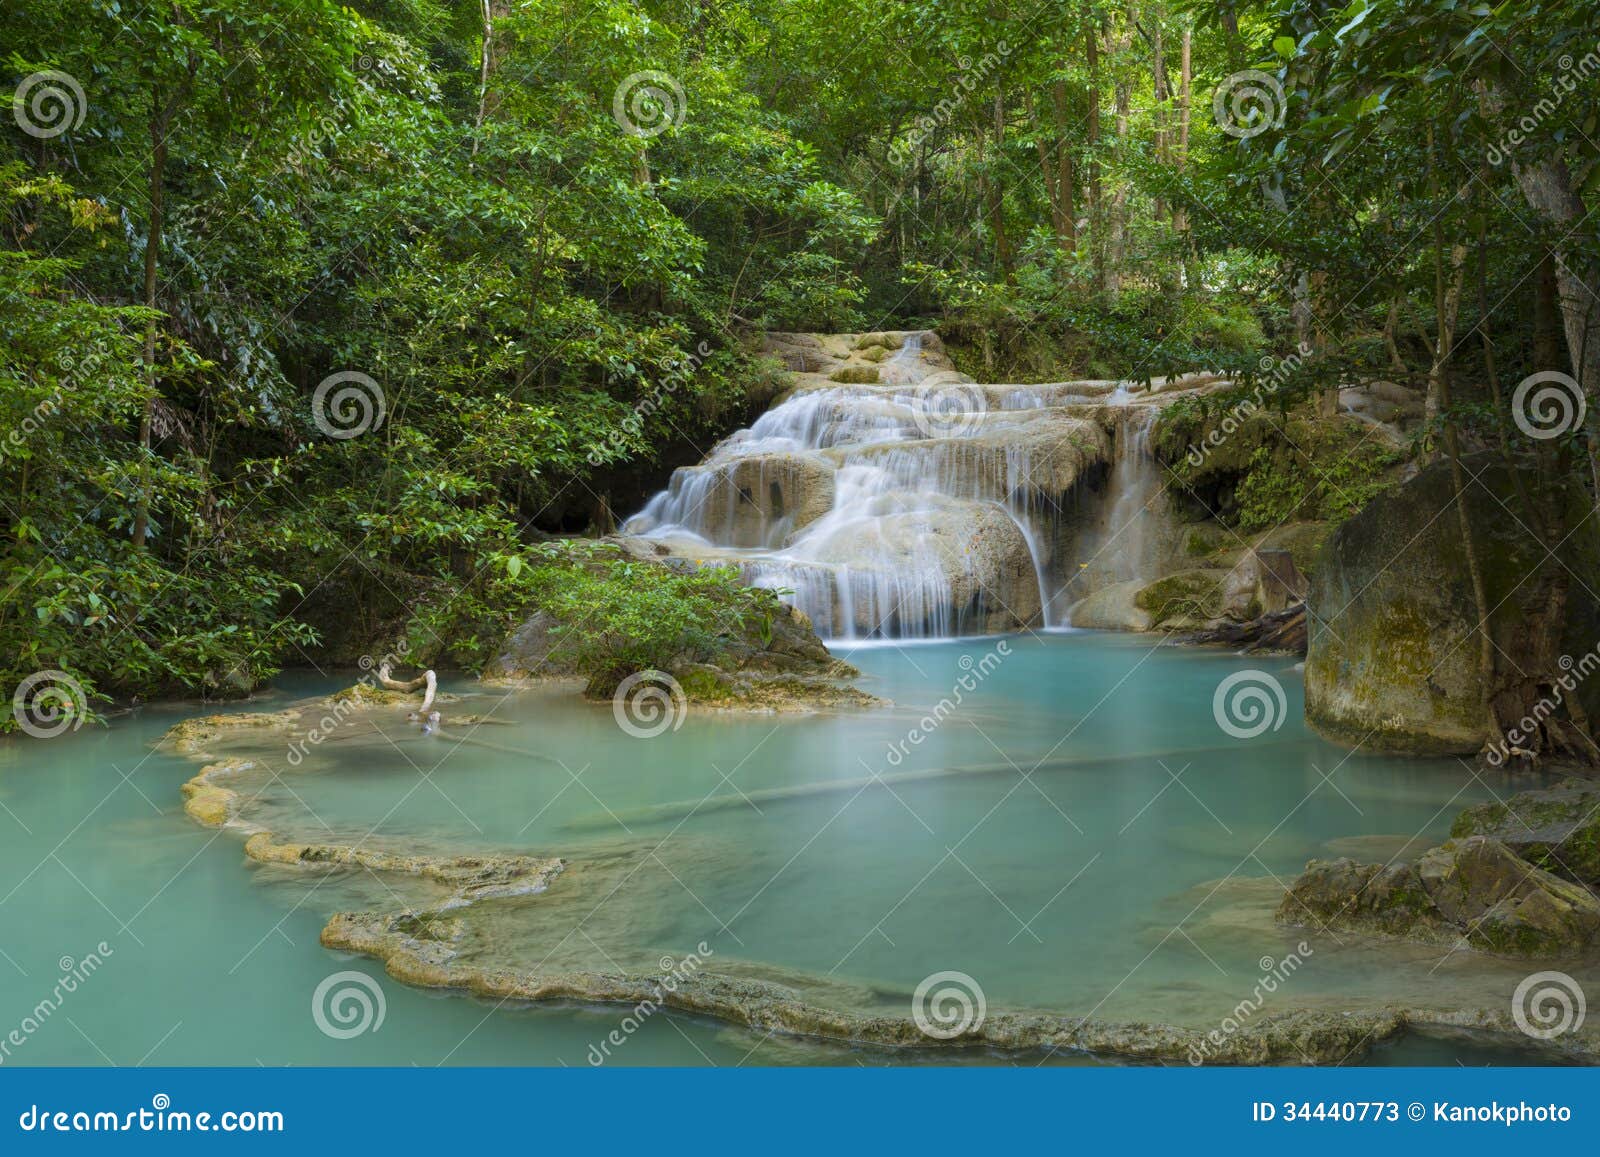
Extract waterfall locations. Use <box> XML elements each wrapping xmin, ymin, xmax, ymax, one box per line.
<box><xmin>620</xmin><ymin>331</ymin><xmax>1178</xmax><ymax>640</ymax></box>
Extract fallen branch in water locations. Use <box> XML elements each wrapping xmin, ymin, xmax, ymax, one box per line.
<box><xmin>376</xmin><ymin>659</ymin><xmax>438</xmax><ymax>714</ymax></box>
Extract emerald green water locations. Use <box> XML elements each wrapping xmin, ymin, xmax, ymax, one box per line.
<box><xmin>0</xmin><ymin>632</ymin><xmax>1581</xmax><ymax>1065</ymax></box>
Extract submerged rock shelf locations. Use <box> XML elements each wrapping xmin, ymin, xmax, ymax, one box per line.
<box><xmin>164</xmin><ymin>688</ymin><xmax>1600</xmax><ymax>1066</ymax></box>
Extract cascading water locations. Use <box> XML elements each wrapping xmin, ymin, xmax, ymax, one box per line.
<box><xmin>621</xmin><ymin>331</ymin><xmax>1184</xmax><ymax>640</ymax></box>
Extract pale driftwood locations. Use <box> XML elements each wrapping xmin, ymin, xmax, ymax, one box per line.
<box><xmin>376</xmin><ymin>660</ymin><xmax>438</xmax><ymax>715</ymax></box>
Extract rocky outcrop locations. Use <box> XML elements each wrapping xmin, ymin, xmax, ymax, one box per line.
<box><xmin>1305</xmin><ymin>454</ymin><xmax>1600</xmax><ymax>755</ymax></box>
<box><xmin>244</xmin><ymin>834</ymin><xmax>565</xmax><ymax>906</ymax></box>
<box><xmin>180</xmin><ymin>758</ymin><xmax>259</xmax><ymax>828</ymax></box>
<box><xmin>1451</xmin><ymin>780</ymin><xmax>1600</xmax><ymax>885</ymax></box>
<box><xmin>319</xmin><ymin>905</ymin><xmax>1451</xmax><ymax>1065</ymax></box>
<box><xmin>1279</xmin><ymin>835</ymin><xmax>1600</xmax><ymax>958</ymax></box>
<box><xmin>483</xmin><ymin>554</ymin><xmax>880</xmax><ymax>711</ymax></box>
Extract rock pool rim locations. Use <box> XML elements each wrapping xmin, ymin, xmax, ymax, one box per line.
<box><xmin>166</xmin><ymin>687</ymin><xmax>1599</xmax><ymax>1068</ymax></box>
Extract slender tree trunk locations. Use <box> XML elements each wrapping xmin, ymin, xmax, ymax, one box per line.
<box><xmin>990</xmin><ymin>90</ymin><xmax>1011</xmax><ymax>278</ymax></box>
<box><xmin>1173</xmin><ymin>25</ymin><xmax>1192</xmax><ymax>255</ymax></box>
<box><xmin>1104</xmin><ymin>6</ymin><xmax>1134</xmax><ymax>299</ymax></box>
<box><xmin>1051</xmin><ymin>78</ymin><xmax>1075</xmax><ymax>247</ymax></box>
<box><xmin>131</xmin><ymin>88</ymin><xmax>170</xmax><ymax>551</ymax></box>
<box><xmin>1086</xmin><ymin>26</ymin><xmax>1104</xmax><ymax>289</ymax></box>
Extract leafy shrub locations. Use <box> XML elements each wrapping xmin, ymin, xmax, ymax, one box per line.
<box><xmin>519</xmin><ymin>543</ymin><xmax>770</xmax><ymax>694</ymax></box>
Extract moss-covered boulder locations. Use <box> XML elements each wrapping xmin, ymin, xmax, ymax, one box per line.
<box><xmin>1305</xmin><ymin>453</ymin><xmax>1600</xmax><ymax>755</ymax></box>
<box><xmin>1133</xmin><ymin>568</ymin><xmax>1230</xmax><ymax>629</ymax></box>
<box><xmin>1451</xmin><ymin>780</ymin><xmax>1600</xmax><ymax>885</ymax></box>
<box><xmin>1279</xmin><ymin>835</ymin><xmax>1600</xmax><ymax>958</ymax></box>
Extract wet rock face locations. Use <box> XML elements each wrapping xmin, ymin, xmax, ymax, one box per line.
<box><xmin>617</xmin><ymin>329</ymin><xmax>1131</xmax><ymax>638</ymax></box>
<box><xmin>1451</xmin><ymin>780</ymin><xmax>1600</xmax><ymax>885</ymax></box>
<box><xmin>1304</xmin><ymin>453</ymin><xmax>1600</xmax><ymax>755</ymax></box>
<box><xmin>243</xmin><ymin>834</ymin><xmax>566</xmax><ymax>906</ymax></box>
<box><xmin>1280</xmin><ymin>835</ymin><xmax>1600</xmax><ymax>958</ymax></box>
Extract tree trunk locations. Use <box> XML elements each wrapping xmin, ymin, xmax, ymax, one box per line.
<box><xmin>990</xmin><ymin>90</ymin><xmax>1011</xmax><ymax>278</ymax></box>
<box><xmin>1085</xmin><ymin>26</ymin><xmax>1104</xmax><ymax>289</ymax></box>
<box><xmin>1051</xmin><ymin>78</ymin><xmax>1076</xmax><ymax>247</ymax></box>
<box><xmin>131</xmin><ymin>88</ymin><xmax>170</xmax><ymax>551</ymax></box>
<box><xmin>1104</xmin><ymin>6</ymin><xmax>1134</xmax><ymax>299</ymax></box>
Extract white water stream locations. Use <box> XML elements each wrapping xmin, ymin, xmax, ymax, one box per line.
<box><xmin>622</xmin><ymin>332</ymin><xmax>1177</xmax><ymax>640</ymax></box>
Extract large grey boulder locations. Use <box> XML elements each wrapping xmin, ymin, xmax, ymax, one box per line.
<box><xmin>1304</xmin><ymin>453</ymin><xmax>1600</xmax><ymax>755</ymax></box>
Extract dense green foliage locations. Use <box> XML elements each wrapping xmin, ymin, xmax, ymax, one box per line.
<box><xmin>3</xmin><ymin>0</ymin><xmax>1598</xmax><ymax>729</ymax></box>
<box><xmin>521</xmin><ymin>542</ymin><xmax>770</xmax><ymax>692</ymax></box>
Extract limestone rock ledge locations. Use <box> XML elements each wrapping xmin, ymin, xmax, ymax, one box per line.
<box><xmin>1279</xmin><ymin>835</ymin><xmax>1600</xmax><ymax>958</ymax></box>
<box><xmin>244</xmin><ymin>835</ymin><xmax>564</xmax><ymax>906</ymax></box>
<box><xmin>320</xmin><ymin>908</ymin><xmax>1430</xmax><ymax>1064</ymax></box>
<box><xmin>1451</xmin><ymin>780</ymin><xmax>1600</xmax><ymax>886</ymax></box>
